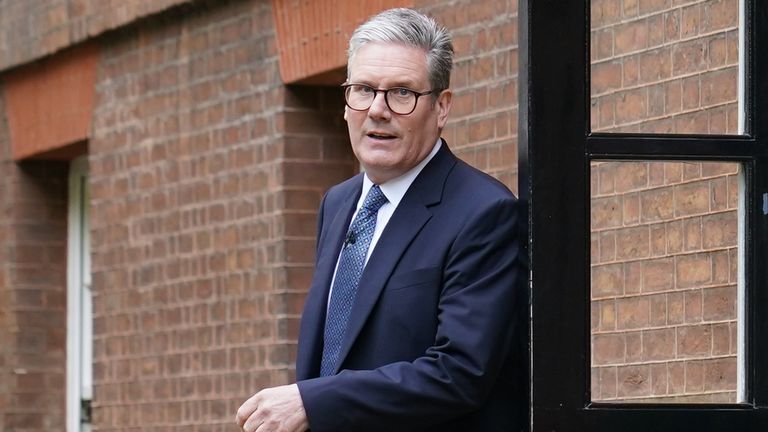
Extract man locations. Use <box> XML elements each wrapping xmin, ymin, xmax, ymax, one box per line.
<box><xmin>237</xmin><ymin>8</ymin><xmax>524</xmax><ymax>432</ymax></box>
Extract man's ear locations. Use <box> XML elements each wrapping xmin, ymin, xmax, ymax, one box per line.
<box><xmin>436</xmin><ymin>90</ymin><xmax>452</xmax><ymax>129</ymax></box>
<box><xmin>343</xmin><ymin>105</ymin><xmax>349</xmax><ymax>122</ymax></box>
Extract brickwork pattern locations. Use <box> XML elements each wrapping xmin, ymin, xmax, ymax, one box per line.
<box><xmin>87</xmin><ymin>1</ymin><xmax>354</xmax><ymax>430</ymax></box>
<box><xmin>589</xmin><ymin>0</ymin><xmax>742</xmax><ymax>403</ymax></box>
<box><xmin>1</xmin><ymin>0</ymin><xmax>520</xmax><ymax>430</ymax></box>
<box><xmin>418</xmin><ymin>0</ymin><xmax>519</xmax><ymax>193</ymax></box>
<box><xmin>0</xmin><ymin>0</ymin><xmax>197</xmax><ymax>72</ymax></box>
<box><xmin>0</xmin><ymin>90</ymin><xmax>69</xmax><ymax>431</ymax></box>
<box><xmin>590</xmin><ymin>0</ymin><xmax>740</xmax><ymax>134</ymax></box>
<box><xmin>590</xmin><ymin>160</ymin><xmax>740</xmax><ymax>402</ymax></box>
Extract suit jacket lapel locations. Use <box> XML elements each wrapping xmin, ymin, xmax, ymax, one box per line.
<box><xmin>296</xmin><ymin>177</ymin><xmax>361</xmax><ymax>380</ymax></box>
<box><xmin>333</xmin><ymin>143</ymin><xmax>457</xmax><ymax>373</ymax></box>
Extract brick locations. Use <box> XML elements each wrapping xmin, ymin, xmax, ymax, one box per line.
<box><xmin>600</xmin><ymin>299</ymin><xmax>617</xmax><ymax>330</ymax></box>
<box><xmin>599</xmin><ymin>366</ymin><xmax>619</xmax><ymax>400</ymax></box>
<box><xmin>592</xmin><ymin>0</ymin><xmax>622</xmax><ymax>28</ymax></box>
<box><xmin>625</xmin><ymin>261</ymin><xmax>643</xmax><ymax>294</ymax></box>
<box><xmin>664</xmin><ymin>10</ymin><xmax>681</xmax><ymax>42</ymax></box>
<box><xmin>650</xmin><ymin>362</ymin><xmax>669</xmax><ymax>396</ymax></box>
<box><xmin>592</xmin><ymin>61</ymin><xmax>623</xmax><ymax>95</ymax></box>
<box><xmin>647</xmin><ymin>13</ymin><xmax>665</xmax><ymax>47</ymax></box>
<box><xmin>708</xmin><ymin>34</ymin><xmax>728</xmax><ymax>67</ymax></box>
<box><xmin>701</xmin><ymin>68</ymin><xmax>738</xmax><ymax>106</ymax></box>
<box><xmin>704</xmin><ymin>357</ymin><xmax>737</xmax><ymax>391</ymax></box>
<box><xmin>593</xmin><ymin>264</ymin><xmax>625</xmax><ymax>297</ymax></box>
<box><xmin>686</xmin><ymin>359</ymin><xmax>706</xmax><ymax>392</ymax></box>
<box><xmin>650</xmin><ymin>224</ymin><xmax>666</xmax><ymax>256</ymax></box>
<box><xmin>711</xmin><ymin>323</ymin><xmax>731</xmax><ymax>356</ymax></box>
<box><xmin>683</xmin><ymin>216</ymin><xmax>703</xmax><ymax>251</ymax></box>
<box><xmin>639</xmin><ymin>0</ymin><xmax>671</xmax><ymax>15</ymax></box>
<box><xmin>624</xmin><ymin>0</ymin><xmax>640</xmax><ymax>18</ymax></box>
<box><xmin>677</xmin><ymin>253</ymin><xmax>713</xmax><ymax>288</ymax></box>
<box><xmin>681</xmin><ymin>4</ymin><xmax>701</xmax><ymax>38</ymax></box>
<box><xmin>672</xmin><ymin>39</ymin><xmax>708</xmax><ymax>76</ymax></box>
<box><xmin>661</xmin><ymin>80</ymin><xmax>682</xmax><ymax>117</ymax></box>
<box><xmin>616</xmin><ymin>226</ymin><xmax>650</xmax><ymax>259</ymax></box>
<box><xmin>614</xmin><ymin>20</ymin><xmax>649</xmax><ymax>55</ymax></box>
<box><xmin>592</xmin><ymin>196</ymin><xmax>623</xmax><ymax>229</ymax></box>
<box><xmin>684</xmin><ymin>289</ymin><xmax>704</xmax><ymax>323</ymax></box>
<box><xmin>677</xmin><ymin>325</ymin><xmax>712</xmax><ymax>357</ymax></box>
<box><xmin>617</xmin><ymin>296</ymin><xmax>651</xmax><ymax>329</ymax></box>
<box><xmin>668</xmin><ymin>361</ymin><xmax>686</xmax><ymax>394</ymax></box>
<box><xmin>712</xmin><ymin>250</ymin><xmax>731</xmax><ymax>284</ymax></box>
<box><xmin>623</xmin><ymin>55</ymin><xmax>640</xmax><ymax>87</ymax></box>
<box><xmin>701</xmin><ymin>0</ymin><xmax>739</xmax><ymax>33</ymax></box>
<box><xmin>617</xmin><ymin>365</ymin><xmax>651</xmax><ymax>398</ymax></box>
<box><xmin>643</xmin><ymin>257</ymin><xmax>674</xmax><ymax>292</ymax></box>
<box><xmin>640</xmin><ymin>187</ymin><xmax>674</xmax><ymax>222</ymax></box>
<box><xmin>615</xmin><ymin>88</ymin><xmax>647</xmax><ymax>124</ymax></box>
<box><xmin>702</xmin><ymin>286</ymin><xmax>737</xmax><ymax>321</ymax></box>
<box><xmin>675</xmin><ymin>181</ymin><xmax>710</xmax><ymax>216</ymax></box>
<box><xmin>640</xmin><ymin>48</ymin><xmax>671</xmax><ymax>83</ymax></box>
<box><xmin>643</xmin><ymin>327</ymin><xmax>676</xmax><ymax>361</ymax></box>
<box><xmin>681</xmin><ymin>75</ymin><xmax>701</xmax><ymax>110</ymax></box>
<box><xmin>600</xmin><ymin>231</ymin><xmax>617</xmax><ymax>262</ymax></box>
<box><xmin>593</xmin><ymin>333</ymin><xmax>626</xmax><ymax>365</ymax></box>
<box><xmin>701</xmin><ymin>211</ymin><xmax>738</xmax><ymax>249</ymax></box>
<box><xmin>595</xmin><ymin>28</ymin><xmax>614</xmax><ymax>59</ymax></box>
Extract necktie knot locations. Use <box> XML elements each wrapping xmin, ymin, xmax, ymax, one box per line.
<box><xmin>362</xmin><ymin>185</ymin><xmax>388</xmax><ymax>213</ymax></box>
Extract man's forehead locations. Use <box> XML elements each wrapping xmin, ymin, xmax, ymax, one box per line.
<box><xmin>347</xmin><ymin>42</ymin><xmax>429</xmax><ymax>83</ymax></box>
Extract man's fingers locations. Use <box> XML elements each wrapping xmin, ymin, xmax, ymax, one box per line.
<box><xmin>235</xmin><ymin>394</ymin><xmax>260</xmax><ymax>427</ymax></box>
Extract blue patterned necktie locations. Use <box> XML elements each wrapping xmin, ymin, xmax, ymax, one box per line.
<box><xmin>320</xmin><ymin>185</ymin><xmax>388</xmax><ymax>376</ymax></box>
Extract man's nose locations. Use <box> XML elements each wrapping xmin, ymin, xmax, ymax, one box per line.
<box><xmin>367</xmin><ymin>91</ymin><xmax>391</xmax><ymax>119</ymax></box>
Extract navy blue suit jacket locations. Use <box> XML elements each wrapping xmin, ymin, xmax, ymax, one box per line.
<box><xmin>296</xmin><ymin>142</ymin><xmax>525</xmax><ymax>431</ymax></box>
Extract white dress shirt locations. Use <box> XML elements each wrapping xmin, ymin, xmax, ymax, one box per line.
<box><xmin>327</xmin><ymin>139</ymin><xmax>442</xmax><ymax>302</ymax></box>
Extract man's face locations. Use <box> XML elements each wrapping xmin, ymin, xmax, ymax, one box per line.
<box><xmin>344</xmin><ymin>42</ymin><xmax>452</xmax><ymax>184</ymax></box>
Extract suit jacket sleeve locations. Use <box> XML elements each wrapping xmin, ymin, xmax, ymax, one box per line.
<box><xmin>297</xmin><ymin>195</ymin><xmax>523</xmax><ymax>431</ymax></box>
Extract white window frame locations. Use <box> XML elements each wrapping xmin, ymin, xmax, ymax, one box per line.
<box><xmin>67</xmin><ymin>156</ymin><xmax>92</xmax><ymax>432</ymax></box>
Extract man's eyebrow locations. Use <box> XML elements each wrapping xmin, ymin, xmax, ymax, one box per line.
<box><xmin>347</xmin><ymin>78</ymin><xmax>420</xmax><ymax>89</ymax></box>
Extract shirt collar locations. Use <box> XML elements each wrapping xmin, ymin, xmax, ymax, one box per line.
<box><xmin>359</xmin><ymin>138</ymin><xmax>442</xmax><ymax>209</ymax></box>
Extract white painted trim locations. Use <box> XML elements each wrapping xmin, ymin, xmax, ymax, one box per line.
<box><xmin>738</xmin><ymin>0</ymin><xmax>745</xmax><ymax>134</ymax></box>
<box><xmin>737</xmin><ymin>167</ymin><xmax>746</xmax><ymax>402</ymax></box>
<box><xmin>67</xmin><ymin>157</ymin><xmax>90</xmax><ymax>432</ymax></box>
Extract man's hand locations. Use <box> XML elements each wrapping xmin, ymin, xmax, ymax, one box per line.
<box><xmin>235</xmin><ymin>384</ymin><xmax>309</xmax><ymax>432</ymax></box>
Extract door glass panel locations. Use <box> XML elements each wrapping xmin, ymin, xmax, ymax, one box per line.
<box><xmin>590</xmin><ymin>160</ymin><xmax>744</xmax><ymax>403</ymax></box>
<box><xmin>590</xmin><ymin>0</ymin><xmax>744</xmax><ymax>134</ymax></box>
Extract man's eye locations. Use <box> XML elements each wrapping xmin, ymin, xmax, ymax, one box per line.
<box><xmin>357</xmin><ymin>86</ymin><xmax>374</xmax><ymax>94</ymax></box>
<box><xmin>392</xmin><ymin>88</ymin><xmax>412</xmax><ymax>97</ymax></box>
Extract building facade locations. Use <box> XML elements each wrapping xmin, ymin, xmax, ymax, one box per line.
<box><xmin>0</xmin><ymin>1</ymin><xmax>519</xmax><ymax>430</ymax></box>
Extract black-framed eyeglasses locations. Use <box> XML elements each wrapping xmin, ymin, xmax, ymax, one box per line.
<box><xmin>341</xmin><ymin>83</ymin><xmax>436</xmax><ymax>115</ymax></box>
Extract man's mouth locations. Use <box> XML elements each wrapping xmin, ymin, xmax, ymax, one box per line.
<box><xmin>367</xmin><ymin>132</ymin><xmax>397</xmax><ymax>140</ymax></box>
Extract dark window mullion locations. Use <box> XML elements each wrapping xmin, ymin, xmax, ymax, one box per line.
<box><xmin>587</xmin><ymin>135</ymin><xmax>761</xmax><ymax>160</ymax></box>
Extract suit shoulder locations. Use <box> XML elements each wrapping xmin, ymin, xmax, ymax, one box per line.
<box><xmin>323</xmin><ymin>174</ymin><xmax>363</xmax><ymax>206</ymax></box>
<box><xmin>448</xmin><ymin>159</ymin><xmax>518</xmax><ymax>202</ymax></box>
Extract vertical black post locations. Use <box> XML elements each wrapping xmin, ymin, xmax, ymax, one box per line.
<box><xmin>520</xmin><ymin>0</ymin><xmax>589</xmax><ymax>430</ymax></box>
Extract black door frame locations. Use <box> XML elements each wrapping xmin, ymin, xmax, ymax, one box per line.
<box><xmin>519</xmin><ymin>0</ymin><xmax>768</xmax><ymax>430</ymax></box>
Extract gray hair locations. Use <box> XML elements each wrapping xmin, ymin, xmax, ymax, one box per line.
<box><xmin>348</xmin><ymin>8</ymin><xmax>454</xmax><ymax>92</ymax></box>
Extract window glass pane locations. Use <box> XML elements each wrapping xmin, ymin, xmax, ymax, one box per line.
<box><xmin>590</xmin><ymin>0</ymin><xmax>743</xmax><ymax>134</ymax></box>
<box><xmin>590</xmin><ymin>160</ymin><xmax>744</xmax><ymax>403</ymax></box>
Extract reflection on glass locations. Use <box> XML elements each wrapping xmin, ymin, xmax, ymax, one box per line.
<box><xmin>590</xmin><ymin>0</ymin><xmax>742</xmax><ymax>134</ymax></box>
<box><xmin>590</xmin><ymin>160</ymin><xmax>744</xmax><ymax>403</ymax></box>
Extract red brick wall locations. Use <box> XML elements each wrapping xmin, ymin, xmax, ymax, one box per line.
<box><xmin>591</xmin><ymin>0</ymin><xmax>739</xmax><ymax>134</ymax></box>
<box><xmin>1</xmin><ymin>1</ymin><xmax>520</xmax><ymax>430</ymax></box>
<box><xmin>0</xmin><ymin>89</ymin><xmax>69</xmax><ymax>430</ymax></box>
<box><xmin>87</xmin><ymin>1</ymin><xmax>354</xmax><ymax>429</ymax></box>
<box><xmin>590</xmin><ymin>0</ymin><xmax>741</xmax><ymax>403</ymax></box>
<box><xmin>591</xmin><ymin>161</ymin><xmax>740</xmax><ymax>402</ymax></box>
<box><xmin>0</xmin><ymin>0</ymin><xmax>196</xmax><ymax>72</ymax></box>
<box><xmin>418</xmin><ymin>0</ymin><xmax>519</xmax><ymax>193</ymax></box>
